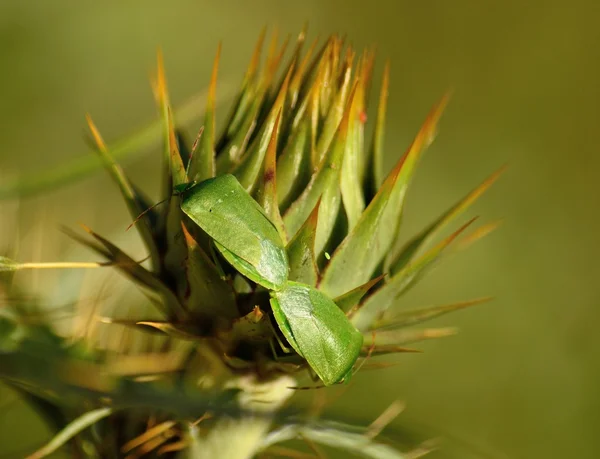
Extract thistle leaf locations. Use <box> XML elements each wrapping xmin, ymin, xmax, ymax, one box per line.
<box><xmin>276</xmin><ymin>117</ymin><xmax>311</xmax><ymax>210</ymax></box>
<box><xmin>284</xmin><ymin>83</ymin><xmax>358</xmax><ymax>255</ymax></box>
<box><xmin>288</xmin><ymin>35</ymin><xmax>318</xmax><ymax>109</ymax></box>
<box><xmin>256</xmin><ymin>111</ymin><xmax>286</xmax><ymax>242</ymax></box>
<box><xmin>189</xmin><ymin>44</ymin><xmax>220</xmax><ymax>182</ymax></box>
<box><xmin>312</xmin><ymin>51</ymin><xmax>354</xmax><ymax>167</ymax></box>
<box><xmin>389</xmin><ymin>166</ymin><xmax>505</xmax><ymax>275</ymax></box>
<box><xmin>340</xmin><ymin>77</ymin><xmax>366</xmax><ymax>230</ymax></box>
<box><xmin>319</xmin><ymin>95</ymin><xmax>450</xmax><ymax>298</ymax></box>
<box><xmin>65</xmin><ymin>225</ymin><xmax>186</xmax><ymax>321</ymax></box>
<box><xmin>215</xmin><ymin>29</ymin><xmax>264</xmax><ymax>154</ymax></box>
<box><xmin>233</xmin><ymin>63</ymin><xmax>293</xmax><ymax>193</ymax></box>
<box><xmin>154</xmin><ymin>52</ymin><xmax>187</xmax><ymax>187</ymax></box>
<box><xmin>352</xmin><ymin>218</ymin><xmax>476</xmax><ymax>331</ymax></box>
<box><xmin>286</xmin><ymin>199</ymin><xmax>320</xmax><ymax>286</ymax></box>
<box><xmin>181</xmin><ymin>224</ymin><xmax>237</xmax><ymax>321</ymax></box>
<box><xmin>85</xmin><ymin>115</ymin><xmax>161</xmax><ymax>269</ymax></box>
<box><xmin>334</xmin><ymin>275</ymin><xmax>385</xmax><ymax>314</ymax></box>
<box><xmin>365</xmin><ymin>60</ymin><xmax>390</xmax><ymax>199</ymax></box>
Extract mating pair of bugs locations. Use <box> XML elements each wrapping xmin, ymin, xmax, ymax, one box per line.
<box><xmin>174</xmin><ymin>174</ymin><xmax>363</xmax><ymax>386</ymax></box>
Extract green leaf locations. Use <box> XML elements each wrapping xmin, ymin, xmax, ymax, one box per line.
<box><xmin>389</xmin><ymin>166</ymin><xmax>505</xmax><ymax>275</ymax></box>
<box><xmin>352</xmin><ymin>218</ymin><xmax>476</xmax><ymax>331</ymax></box>
<box><xmin>319</xmin><ymin>95</ymin><xmax>450</xmax><ymax>298</ymax></box>
<box><xmin>181</xmin><ymin>174</ymin><xmax>288</xmax><ymax>290</ymax></box>
<box><xmin>285</xmin><ymin>200</ymin><xmax>320</xmax><ymax>286</ymax></box>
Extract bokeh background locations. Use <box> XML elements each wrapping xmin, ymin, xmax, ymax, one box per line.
<box><xmin>1</xmin><ymin>1</ymin><xmax>599</xmax><ymax>458</ymax></box>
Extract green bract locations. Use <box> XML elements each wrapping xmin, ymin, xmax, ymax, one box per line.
<box><xmin>181</xmin><ymin>174</ymin><xmax>289</xmax><ymax>290</ymax></box>
<box><xmin>270</xmin><ymin>281</ymin><xmax>363</xmax><ymax>385</ymax></box>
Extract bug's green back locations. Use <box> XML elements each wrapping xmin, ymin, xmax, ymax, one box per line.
<box><xmin>181</xmin><ymin>174</ymin><xmax>288</xmax><ymax>290</ymax></box>
<box><xmin>271</xmin><ymin>281</ymin><xmax>363</xmax><ymax>385</ymax></box>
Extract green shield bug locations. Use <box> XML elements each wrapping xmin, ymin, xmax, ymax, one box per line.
<box><xmin>181</xmin><ymin>174</ymin><xmax>289</xmax><ymax>291</ymax></box>
<box><xmin>270</xmin><ymin>281</ymin><xmax>363</xmax><ymax>385</ymax></box>
<box><xmin>181</xmin><ymin>174</ymin><xmax>362</xmax><ymax>385</ymax></box>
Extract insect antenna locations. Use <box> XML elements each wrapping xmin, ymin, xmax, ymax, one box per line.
<box><xmin>126</xmin><ymin>126</ymin><xmax>205</xmax><ymax>232</ymax></box>
<box><xmin>126</xmin><ymin>199</ymin><xmax>169</xmax><ymax>231</ymax></box>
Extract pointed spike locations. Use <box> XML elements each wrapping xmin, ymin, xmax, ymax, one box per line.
<box><xmin>73</xmin><ymin>225</ymin><xmax>186</xmax><ymax>320</ymax></box>
<box><xmin>333</xmin><ymin>274</ymin><xmax>385</xmax><ymax>314</ymax></box>
<box><xmin>359</xmin><ymin>345</ymin><xmax>422</xmax><ymax>357</ymax></box>
<box><xmin>364</xmin><ymin>328</ymin><xmax>458</xmax><ymax>347</ymax></box>
<box><xmin>283</xmin><ymin>81</ymin><xmax>359</xmax><ymax>254</ymax></box>
<box><xmin>180</xmin><ymin>223</ymin><xmax>237</xmax><ymax>320</ymax></box>
<box><xmin>340</xmin><ymin>76</ymin><xmax>366</xmax><ymax>231</ymax></box>
<box><xmin>233</xmin><ymin>61</ymin><xmax>294</xmax><ymax>192</ymax></box>
<box><xmin>455</xmin><ymin>219</ymin><xmax>502</xmax><ymax>251</ymax></box>
<box><xmin>289</xmin><ymin>36</ymin><xmax>319</xmax><ymax>108</ymax></box>
<box><xmin>351</xmin><ymin>218</ymin><xmax>478</xmax><ymax>331</ymax></box>
<box><xmin>155</xmin><ymin>48</ymin><xmax>170</xmax><ymax>107</ymax></box>
<box><xmin>321</xmin><ymin>93</ymin><xmax>452</xmax><ymax>297</ymax></box>
<box><xmin>389</xmin><ymin>166</ymin><xmax>505</xmax><ymax>274</ymax></box>
<box><xmin>318</xmin><ymin>128</ymin><xmax>409</xmax><ymax>297</ymax></box>
<box><xmin>86</xmin><ymin>114</ymin><xmax>108</xmax><ymax>153</ymax></box>
<box><xmin>215</xmin><ymin>30</ymin><xmax>264</xmax><ymax>152</ymax></box>
<box><xmin>167</xmin><ymin>108</ymin><xmax>187</xmax><ymax>186</ymax></box>
<box><xmin>256</xmin><ymin>110</ymin><xmax>287</xmax><ymax>243</ymax></box>
<box><xmin>373</xmin><ymin>297</ymin><xmax>492</xmax><ymax>330</ymax></box>
<box><xmin>286</xmin><ymin>199</ymin><xmax>321</xmax><ymax>286</ymax></box>
<box><xmin>190</xmin><ymin>44</ymin><xmax>221</xmax><ymax>182</ymax></box>
<box><xmin>313</xmin><ymin>51</ymin><xmax>355</xmax><ymax>167</ymax></box>
<box><xmin>246</xmin><ymin>27</ymin><xmax>266</xmax><ymax>82</ymax></box>
<box><xmin>368</xmin><ymin>59</ymin><xmax>390</xmax><ymax>196</ymax></box>
<box><xmin>276</xmin><ymin>117</ymin><xmax>311</xmax><ymax>211</ymax></box>
<box><xmin>85</xmin><ymin>115</ymin><xmax>161</xmax><ymax>269</ymax></box>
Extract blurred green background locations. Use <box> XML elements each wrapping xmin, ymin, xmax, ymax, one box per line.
<box><xmin>1</xmin><ymin>0</ymin><xmax>599</xmax><ymax>458</ymax></box>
